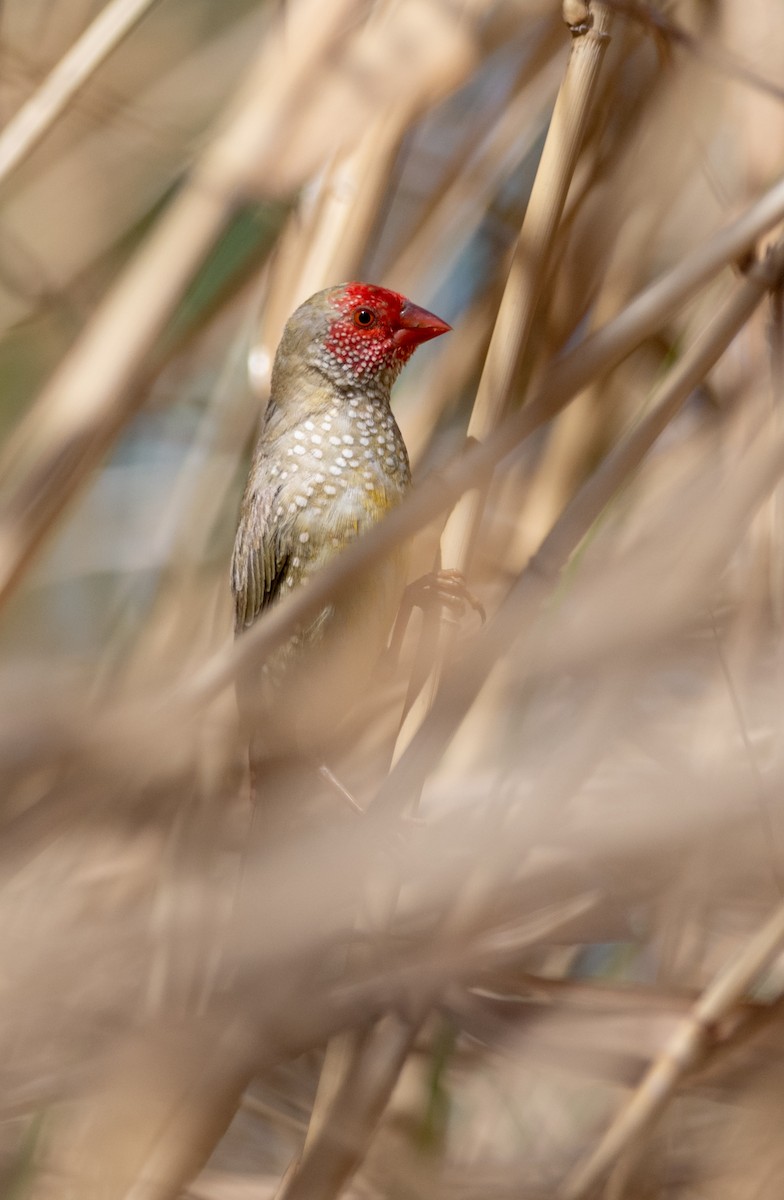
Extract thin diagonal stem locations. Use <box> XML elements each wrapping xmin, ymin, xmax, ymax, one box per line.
<box><xmin>0</xmin><ymin>0</ymin><xmax>161</xmax><ymax>185</ymax></box>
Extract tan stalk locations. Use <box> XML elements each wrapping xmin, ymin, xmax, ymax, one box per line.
<box><xmin>249</xmin><ymin>0</ymin><xmax>483</xmax><ymax>399</ymax></box>
<box><xmin>404</xmin><ymin>294</ymin><xmax>495</xmax><ymax>467</ymax></box>
<box><xmin>228</xmin><ymin>8</ymin><xmax>486</xmax><ymax>1191</ymax></box>
<box><xmin>182</xmin><ymin>163</ymin><xmax>784</xmax><ymax>713</ymax></box>
<box><xmin>266</xmin><ymin>114</ymin><xmax>444</xmax><ymax>1191</ymax></box>
<box><xmin>119</xmin><ymin>111</ymin><xmax>416</xmax><ymax>678</ymax></box>
<box><xmin>393</xmin><ymin>0</ymin><xmax>614</xmax><ymax>767</ymax></box>
<box><xmin>0</xmin><ymin>0</ymin><xmax>370</xmax><ymax>608</ymax></box>
<box><xmin>373</xmin><ymin>240</ymin><xmax>784</xmax><ymax>813</ymax></box>
<box><xmin>560</xmin><ymin>895</ymin><xmax>784</xmax><ymax>1199</ymax></box>
<box><xmin>274</xmin><ymin>1018</ymin><xmax>420</xmax><ymax>1200</ymax></box>
<box><xmin>438</xmin><ymin>3</ymin><xmax>613</xmax><ymax>570</ymax></box>
<box><xmin>251</xmin><ymin>84</ymin><xmax>458</xmax><ymax>402</ymax></box>
<box><xmin>0</xmin><ymin>0</ymin><xmax>487</xmax><ymax>615</ymax></box>
<box><xmin>388</xmin><ymin>18</ymin><xmax>567</xmax><ymax>297</ymax></box>
<box><xmin>274</xmin><ymin>11</ymin><xmax>616</xmax><ymax>1200</ymax></box>
<box><xmin>0</xmin><ymin>0</ymin><xmax>162</xmax><ymax>185</ymax></box>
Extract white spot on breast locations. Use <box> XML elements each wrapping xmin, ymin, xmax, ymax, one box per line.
<box><xmin>329</xmin><ymin>436</ymin><xmax>341</xmax><ymax>446</ymax></box>
<box><xmin>292</xmin><ymin>556</ymin><xmax>300</xmax><ymax>568</ymax></box>
<box><xmin>288</xmin><ymin>502</ymin><xmax>297</xmax><ymax>514</ymax></box>
<box><xmin>359</xmin><ymin>436</ymin><xmax>370</xmax><ymax>446</ymax></box>
<box><xmin>324</xmin><ymin>484</ymin><xmax>337</xmax><ymax>496</ymax></box>
<box><xmin>305</xmin><ymin>420</ymin><xmax>315</xmax><ymax>431</ymax></box>
<box><xmin>293</xmin><ymin>430</ymin><xmax>305</xmax><ymax>441</ymax></box>
<box><xmin>335</xmin><ymin>457</ymin><xmax>346</xmax><ymax>468</ymax></box>
<box><xmin>299</xmin><ymin>531</ymin><xmax>310</xmax><ymax>543</ymax></box>
<box><xmin>312</xmin><ymin>449</ymin><xmax>323</xmax><ymax>460</ymax></box>
<box><xmin>293</xmin><ymin>444</ymin><xmax>305</xmax><ymax>455</ymax></box>
<box><xmin>311</xmin><ymin>433</ymin><xmax>322</xmax><ymax>444</ymax></box>
<box><xmin>295</xmin><ymin>495</ymin><xmax>307</xmax><ymax>508</ymax></box>
<box><xmin>329</xmin><ymin>465</ymin><xmax>342</xmax><ymax>476</ymax></box>
<box><xmin>342</xmin><ymin>434</ymin><xmax>354</xmax><ymax>445</ymax></box>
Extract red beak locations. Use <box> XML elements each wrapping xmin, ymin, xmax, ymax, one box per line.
<box><xmin>393</xmin><ymin>300</ymin><xmax>451</xmax><ymax>349</ymax></box>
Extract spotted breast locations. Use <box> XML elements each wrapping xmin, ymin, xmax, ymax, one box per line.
<box><xmin>232</xmin><ymin>282</ymin><xmax>450</xmax><ymax>753</ymax></box>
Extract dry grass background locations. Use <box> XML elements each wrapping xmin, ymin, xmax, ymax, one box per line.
<box><xmin>2</xmin><ymin>0</ymin><xmax>784</xmax><ymax>1197</ymax></box>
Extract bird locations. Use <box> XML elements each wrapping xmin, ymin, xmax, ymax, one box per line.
<box><xmin>231</xmin><ymin>282</ymin><xmax>451</xmax><ymax>766</ymax></box>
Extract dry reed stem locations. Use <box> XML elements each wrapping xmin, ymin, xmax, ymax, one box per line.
<box><xmin>274</xmin><ymin>903</ymin><xmax>603</xmax><ymax>1200</ymax></box>
<box><xmin>188</xmin><ymin>164</ymin><xmax>784</xmax><ymax>716</ymax></box>
<box><xmin>275</xmin><ymin>1018</ymin><xmax>419</xmax><ymax>1200</ymax></box>
<box><xmin>374</xmin><ymin>240</ymin><xmax>784</xmax><ymax>813</ymax></box>
<box><xmin>403</xmin><ymin>295</ymin><xmax>495</xmax><ymax>467</ymax></box>
<box><xmin>250</xmin><ymin>0</ymin><xmax>483</xmax><ymax>400</ymax></box>
<box><xmin>393</xmin><ymin>1</ymin><xmax>614</xmax><ymax>770</ymax></box>
<box><xmin>252</xmin><ymin>97</ymin><xmax>429</xmax><ymax>401</ymax></box>
<box><xmin>261</xmin><ymin>18</ymin><xmax>617</xmax><ymax>1195</ymax></box>
<box><xmin>560</xmin><ymin>896</ymin><xmax>784</xmax><ymax>1199</ymax></box>
<box><xmin>5</xmin><ymin>8</ymin><xmax>784</xmax><ymax>1197</ymax></box>
<box><xmin>388</xmin><ymin>15</ymin><xmax>566</xmax><ymax>296</ymax></box>
<box><xmin>0</xmin><ymin>0</ymin><xmax>369</xmax><ymax>608</ymax></box>
<box><xmin>27</xmin><ymin>800</ymin><xmax>607</xmax><ymax>1200</ymax></box>
<box><xmin>441</xmin><ymin>0</ymin><xmax>614</xmax><ymax>573</ymax></box>
<box><xmin>244</xmin><ymin>15</ymin><xmax>482</xmax><ymax>1179</ymax></box>
<box><xmin>244</xmin><ymin>99</ymin><xmax>432</xmax><ymax>1200</ymax></box>
<box><xmin>0</xmin><ymin>0</ymin><xmax>481</xmax><ymax>614</ymax></box>
<box><xmin>0</xmin><ymin>0</ymin><xmax>161</xmax><ymax>185</ymax></box>
<box><xmin>28</xmin><ymin>1019</ymin><xmax>259</xmax><ymax>1200</ymax></box>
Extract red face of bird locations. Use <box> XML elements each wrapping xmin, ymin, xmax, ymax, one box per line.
<box><xmin>325</xmin><ymin>282</ymin><xmax>451</xmax><ymax>375</ymax></box>
<box><xmin>274</xmin><ymin>282</ymin><xmax>451</xmax><ymax>396</ymax></box>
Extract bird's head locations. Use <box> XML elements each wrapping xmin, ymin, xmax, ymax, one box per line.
<box><xmin>273</xmin><ymin>282</ymin><xmax>451</xmax><ymax>401</ymax></box>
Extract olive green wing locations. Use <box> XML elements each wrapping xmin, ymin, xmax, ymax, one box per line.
<box><xmin>231</xmin><ymin>484</ymin><xmax>292</xmax><ymax>633</ymax></box>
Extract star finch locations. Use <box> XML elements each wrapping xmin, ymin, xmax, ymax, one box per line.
<box><xmin>232</xmin><ymin>282</ymin><xmax>450</xmax><ymax>755</ymax></box>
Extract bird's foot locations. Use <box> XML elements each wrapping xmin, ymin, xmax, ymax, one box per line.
<box><xmin>385</xmin><ymin>569</ymin><xmax>484</xmax><ymax>668</ymax></box>
<box><xmin>415</xmin><ymin>568</ymin><xmax>486</xmax><ymax>624</ymax></box>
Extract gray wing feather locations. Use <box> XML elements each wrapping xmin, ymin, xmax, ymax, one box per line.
<box><xmin>231</xmin><ymin>483</ymin><xmax>291</xmax><ymax>633</ymax></box>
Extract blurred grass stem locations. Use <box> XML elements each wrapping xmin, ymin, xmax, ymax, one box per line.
<box><xmin>392</xmin><ymin>1</ymin><xmax>614</xmax><ymax>772</ymax></box>
<box><xmin>0</xmin><ymin>0</ymin><xmax>362</xmax><ymax>609</ymax></box>
<box><xmin>375</xmin><ymin>240</ymin><xmax>784</xmax><ymax>812</ymax></box>
<box><xmin>561</xmin><ymin>895</ymin><xmax>784</xmax><ymax>1199</ymax></box>
<box><xmin>0</xmin><ymin>0</ymin><xmax>162</xmax><ymax>185</ymax></box>
<box><xmin>276</xmin><ymin>10</ymin><xmax>617</xmax><ymax>1198</ymax></box>
<box><xmin>184</xmin><ymin>172</ymin><xmax>784</xmax><ymax>713</ymax></box>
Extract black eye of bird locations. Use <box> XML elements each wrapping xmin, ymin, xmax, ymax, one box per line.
<box><xmin>353</xmin><ymin>307</ymin><xmax>377</xmax><ymax>328</ymax></box>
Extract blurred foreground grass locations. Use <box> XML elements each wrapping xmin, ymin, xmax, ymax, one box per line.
<box><xmin>3</xmin><ymin>2</ymin><xmax>784</xmax><ymax>1198</ymax></box>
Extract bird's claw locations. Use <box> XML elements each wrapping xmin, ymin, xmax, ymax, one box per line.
<box><xmin>407</xmin><ymin>569</ymin><xmax>486</xmax><ymax>625</ymax></box>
